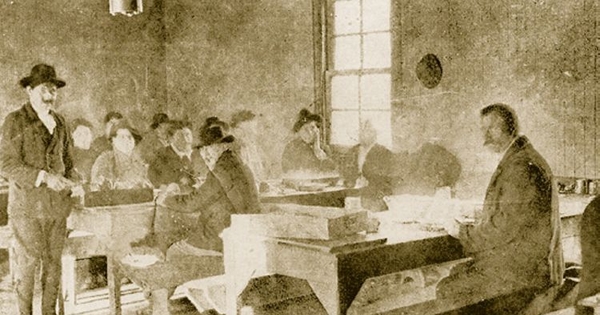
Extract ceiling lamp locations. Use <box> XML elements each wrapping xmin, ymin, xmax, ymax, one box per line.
<box><xmin>110</xmin><ymin>0</ymin><xmax>143</xmax><ymax>17</ymax></box>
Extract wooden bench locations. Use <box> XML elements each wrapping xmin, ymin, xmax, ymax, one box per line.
<box><xmin>117</xmin><ymin>253</ymin><xmax>224</xmax><ymax>315</ymax></box>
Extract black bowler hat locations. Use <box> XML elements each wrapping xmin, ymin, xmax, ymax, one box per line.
<box><xmin>150</xmin><ymin>113</ymin><xmax>170</xmax><ymax>130</ymax></box>
<box><xmin>198</xmin><ymin>117</ymin><xmax>234</xmax><ymax>147</ymax></box>
<box><xmin>19</xmin><ymin>64</ymin><xmax>66</xmax><ymax>89</ymax></box>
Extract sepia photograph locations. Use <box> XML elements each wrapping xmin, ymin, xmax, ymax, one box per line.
<box><xmin>0</xmin><ymin>0</ymin><xmax>597</xmax><ymax>314</ymax></box>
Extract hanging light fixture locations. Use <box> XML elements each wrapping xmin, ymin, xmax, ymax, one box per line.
<box><xmin>109</xmin><ymin>0</ymin><xmax>143</xmax><ymax>17</ymax></box>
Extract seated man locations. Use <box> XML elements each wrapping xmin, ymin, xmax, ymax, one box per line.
<box><xmin>340</xmin><ymin>120</ymin><xmax>400</xmax><ymax>211</ymax></box>
<box><xmin>127</xmin><ymin>117</ymin><xmax>262</xmax><ymax>314</ymax></box>
<box><xmin>136</xmin><ymin>113</ymin><xmax>172</xmax><ymax>164</ymax></box>
<box><xmin>399</xmin><ymin>140</ymin><xmax>462</xmax><ymax>196</ymax></box>
<box><xmin>576</xmin><ymin>196</ymin><xmax>600</xmax><ymax>315</ymax></box>
<box><xmin>148</xmin><ymin>120</ymin><xmax>207</xmax><ymax>191</ymax></box>
<box><xmin>436</xmin><ymin>104</ymin><xmax>563</xmax><ymax>314</ymax></box>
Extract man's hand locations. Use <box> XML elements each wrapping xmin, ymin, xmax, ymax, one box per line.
<box><xmin>70</xmin><ymin>185</ymin><xmax>85</xmax><ymax>198</ymax></box>
<box><xmin>45</xmin><ymin>173</ymin><xmax>74</xmax><ymax>192</ymax></box>
<box><xmin>156</xmin><ymin>183</ymin><xmax>180</xmax><ymax>206</ymax></box>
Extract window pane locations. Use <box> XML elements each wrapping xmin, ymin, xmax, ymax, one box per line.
<box><xmin>363</xmin><ymin>0</ymin><xmax>390</xmax><ymax>32</ymax></box>
<box><xmin>331</xmin><ymin>75</ymin><xmax>359</xmax><ymax>110</ymax></box>
<box><xmin>361</xmin><ymin>111</ymin><xmax>392</xmax><ymax>148</ymax></box>
<box><xmin>334</xmin><ymin>35</ymin><xmax>361</xmax><ymax>70</ymax></box>
<box><xmin>363</xmin><ymin>33</ymin><xmax>391</xmax><ymax>69</ymax></box>
<box><xmin>360</xmin><ymin>74</ymin><xmax>391</xmax><ymax>110</ymax></box>
<box><xmin>334</xmin><ymin>0</ymin><xmax>361</xmax><ymax>35</ymax></box>
<box><xmin>331</xmin><ymin>110</ymin><xmax>359</xmax><ymax>146</ymax></box>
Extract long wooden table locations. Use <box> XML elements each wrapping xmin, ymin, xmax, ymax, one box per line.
<box><xmin>61</xmin><ymin>193</ymin><xmax>593</xmax><ymax>315</ymax></box>
<box><xmin>223</xmin><ymin>218</ymin><xmax>465</xmax><ymax>315</ymax></box>
<box><xmin>224</xmin><ymin>194</ymin><xmax>594</xmax><ymax>315</ymax></box>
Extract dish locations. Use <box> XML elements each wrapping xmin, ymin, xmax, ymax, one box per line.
<box><xmin>121</xmin><ymin>253</ymin><xmax>161</xmax><ymax>268</ymax></box>
<box><xmin>297</xmin><ymin>183</ymin><xmax>330</xmax><ymax>192</ymax></box>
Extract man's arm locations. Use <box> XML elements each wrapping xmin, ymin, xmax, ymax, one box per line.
<box><xmin>459</xmin><ymin>161</ymin><xmax>550</xmax><ymax>253</ymax></box>
<box><xmin>0</xmin><ymin>114</ymin><xmax>40</xmax><ymax>188</ymax></box>
<box><xmin>161</xmin><ymin>173</ymin><xmax>222</xmax><ymax>213</ymax></box>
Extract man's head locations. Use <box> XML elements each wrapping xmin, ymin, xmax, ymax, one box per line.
<box><xmin>359</xmin><ymin>120</ymin><xmax>378</xmax><ymax>147</ymax></box>
<box><xmin>198</xmin><ymin>117</ymin><xmax>234</xmax><ymax>148</ymax></box>
<box><xmin>151</xmin><ymin>113</ymin><xmax>171</xmax><ymax>141</ymax></box>
<box><xmin>20</xmin><ymin>64</ymin><xmax>66</xmax><ymax>113</ymax></box>
<box><xmin>167</xmin><ymin>120</ymin><xmax>193</xmax><ymax>153</ymax></box>
<box><xmin>108</xmin><ymin>121</ymin><xmax>138</xmax><ymax>155</ymax></box>
<box><xmin>71</xmin><ymin>118</ymin><xmax>94</xmax><ymax>150</ymax></box>
<box><xmin>104</xmin><ymin>111</ymin><xmax>124</xmax><ymax>138</ymax></box>
<box><xmin>294</xmin><ymin>109</ymin><xmax>322</xmax><ymax>144</ymax></box>
<box><xmin>480</xmin><ymin>103</ymin><xmax>519</xmax><ymax>153</ymax></box>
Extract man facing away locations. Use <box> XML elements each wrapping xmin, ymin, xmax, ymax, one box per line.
<box><xmin>437</xmin><ymin>103</ymin><xmax>563</xmax><ymax>314</ymax></box>
<box><xmin>0</xmin><ymin>64</ymin><xmax>83</xmax><ymax>315</ymax></box>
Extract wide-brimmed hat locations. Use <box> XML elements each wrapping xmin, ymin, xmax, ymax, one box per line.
<box><xmin>231</xmin><ymin>110</ymin><xmax>256</xmax><ymax>128</ymax></box>
<box><xmin>198</xmin><ymin>117</ymin><xmax>234</xmax><ymax>147</ymax></box>
<box><xmin>19</xmin><ymin>64</ymin><xmax>66</xmax><ymax>89</ymax></box>
<box><xmin>150</xmin><ymin>113</ymin><xmax>170</xmax><ymax>129</ymax></box>
<box><xmin>293</xmin><ymin>108</ymin><xmax>322</xmax><ymax>133</ymax></box>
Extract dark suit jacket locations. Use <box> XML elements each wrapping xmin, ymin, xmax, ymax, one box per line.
<box><xmin>163</xmin><ymin>149</ymin><xmax>262</xmax><ymax>252</ymax></box>
<box><xmin>577</xmin><ymin>195</ymin><xmax>600</xmax><ymax>314</ymax></box>
<box><xmin>342</xmin><ymin>144</ymin><xmax>399</xmax><ymax>211</ymax></box>
<box><xmin>148</xmin><ymin>146</ymin><xmax>208</xmax><ymax>189</ymax></box>
<box><xmin>0</xmin><ymin>103</ymin><xmax>77</xmax><ymax>218</ymax></box>
<box><xmin>281</xmin><ymin>138</ymin><xmax>336</xmax><ymax>174</ymax></box>
<box><xmin>459</xmin><ymin>136</ymin><xmax>563</xmax><ymax>289</ymax></box>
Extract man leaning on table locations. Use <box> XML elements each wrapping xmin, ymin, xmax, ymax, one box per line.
<box><xmin>437</xmin><ymin>103</ymin><xmax>563</xmax><ymax>314</ymax></box>
<box><xmin>0</xmin><ymin>64</ymin><xmax>84</xmax><ymax>315</ymax></box>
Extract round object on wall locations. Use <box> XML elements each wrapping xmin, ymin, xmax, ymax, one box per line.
<box><xmin>416</xmin><ymin>54</ymin><xmax>443</xmax><ymax>89</ymax></box>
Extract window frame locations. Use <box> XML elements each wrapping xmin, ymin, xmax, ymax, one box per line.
<box><xmin>320</xmin><ymin>0</ymin><xmax>394</xmax><ymax>148</ymax></box>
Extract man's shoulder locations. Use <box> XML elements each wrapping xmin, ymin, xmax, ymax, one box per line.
<box><xmin>501</xmin><ymin>147</ymin><xmax>552</xmax><ymax>184</ymax></box>
<box><xmin>4</xmin><ymin>105</ymin><xmax>29</xmax><ymax>122</ymax></box>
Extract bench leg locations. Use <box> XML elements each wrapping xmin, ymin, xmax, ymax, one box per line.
<box><xmin>150</xmin><ymin>288</ymin><xmax>170</xmax><ymax>315</ymax></box>
<box><xmin>108</xmin><ymin>258</ymin><xmax>122</xmax><ymax>315</ymax></box>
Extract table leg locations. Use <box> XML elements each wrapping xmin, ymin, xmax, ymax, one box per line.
<box><xmin>107</xmin><ymin>257</ymin><xmax>122</xmax><ymax>315</ymax></box>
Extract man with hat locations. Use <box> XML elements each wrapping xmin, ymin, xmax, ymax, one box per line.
<box><xmin>136</xmin><ymin>112</ymin><xmax>171</xmax><ymax>164</ymax></box>
<box><xmin>0</xmin><ymin>64</ymin><xmax>84</xmax><ymax>315</ymax></box>
<box><xmin>128</xmin><ymin>117</ymin><xmax>261</xmax><ymax>314</ymax></box>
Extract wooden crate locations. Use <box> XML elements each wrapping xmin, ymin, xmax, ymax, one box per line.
<box><xmin>232</xmin><ymin>204</ymin><xmax>368</xmax><ymax>240</ymax></box>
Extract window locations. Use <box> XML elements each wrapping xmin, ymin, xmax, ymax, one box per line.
<box><xmin>327</xmin><ymin>0</ymin><xmax>392</xmax><ymax>148</ymax></box>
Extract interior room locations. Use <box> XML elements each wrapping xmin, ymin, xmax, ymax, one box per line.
<box><xmin>0</xmin><ymin>0</ymin><xmax>598</xmax><ymax>314</ymax></box>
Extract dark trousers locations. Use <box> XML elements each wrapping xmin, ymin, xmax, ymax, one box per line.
<box><xmin>11</xmin><ymin>216</ymin><xmax>67</xmax><ymax>315</ymax></box>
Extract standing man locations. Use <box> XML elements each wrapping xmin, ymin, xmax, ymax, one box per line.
<box><xmin>437</xmin><ymin>104</ymin><xmax>563</xmax><ymax>314</ymax></box>
<box><xmin>0</xmin><ymin>64</ymin><xmax>83</xmax><ymax>315</ymax></box>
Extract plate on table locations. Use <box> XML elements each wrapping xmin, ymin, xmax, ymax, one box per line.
<box><xmin>297</xmin><ymin>182</ymin><xmax>330</xmax><ymax>192</ymax></box>
<box><xmin>419</xmin><ymin>222</ymin><xmax>446</xmax><ymax>233</ymax></box>
<box><xmin>121</xmin><ymin>253</ymin><xmax>162</xmax><ymax>268</ymax></box>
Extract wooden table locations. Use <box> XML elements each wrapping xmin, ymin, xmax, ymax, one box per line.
<box><xmin>66</xmin><ymin>202</ymin><xmax>155</xmax><ymax>315</ymax></box>
<box><xmin>225</xmin><ymin>194</ymin><xmax>595</xmax><ymax>315</ymax></box>
<box><xmin>223</xmin><ymin>218</ymin><xmax>465</xmax><ymax>315</ymax></box>
<box><xmin>260</xmin><ymin>186</ymin><xmax>359</xmax><ymax>208</ymax></box>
